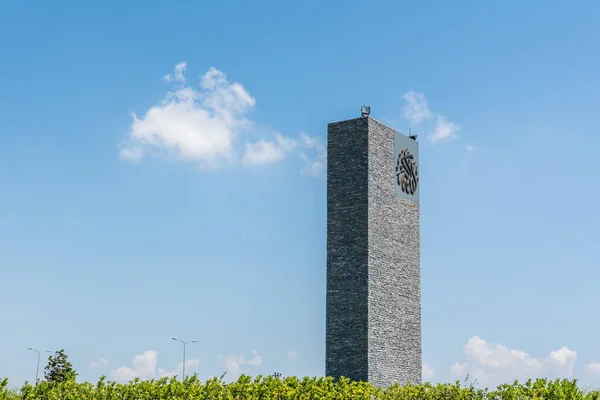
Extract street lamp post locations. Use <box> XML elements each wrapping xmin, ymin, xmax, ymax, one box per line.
<box><xmin>172</xmin><ymin>337</ymin><xmax>197</xmax><ymax>381</ymax></box>
<box><xmin>28</xmin><ymin>348</ymin><xmax>51</xmax><ymax>383</ymax></box>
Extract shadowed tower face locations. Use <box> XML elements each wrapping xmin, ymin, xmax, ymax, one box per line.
<box><xmin>326</xmin><ymin>115</ymin><xmax>421</xmax><ymax>387</ymax></box>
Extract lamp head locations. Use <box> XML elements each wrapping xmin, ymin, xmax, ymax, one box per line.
<box><xmin>361</xmin><ymin>105</ymin><xmax>370</xmax><ymax>117</ymax></box>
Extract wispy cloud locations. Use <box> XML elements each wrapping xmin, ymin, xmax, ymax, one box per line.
<box><xmin>429</xmin><ymin>116</ymin><xmax>460</xmax><ymax>143</ymax></box>
<box><xmin>402</xmin><ymin>91</ymin><xmax>433</xmax><ymax>125</ymax></box>
<box><xmin>89</xmin><ymin>358</ymin><xmax>109</xmax><ymax>368</ymax></box>
<box><xmin>242</xmin><ymin>139</ymin><xmax>285</xmax><ymax>165</ymax></box>
<box><xmin>246</xmin><ymin>349</ymin><xmax>263</xmax><ymax>367</ymax></box>
<box><xmin>286</xmin><ymin>350</ymin><xmax>297</xmax><ymax>360</ymax></box>
<box><xmin>242</xmin><ymin>131</ymin><xmax>326</xmax><ymax>177</ymax></box>
<box><xmin>586</xmin><ymin>362</ymin><xmax>600</xmax><ymax>375</ymax></box>
<box><xmin>401</xmin><ymin>91</ymin><xmax>462</xmax><ymax>145</ymax></box>
<box><xmin>422</xmin><ymin>364</ymin><xmax>435</xmax><ymax>380</ymax></box>
<box><xmin>163</xmin><ymin>62</ymin><xmax>187</xmax><ymax>83</ymax></box>
<box><xmin>242</xmin><ymin>134</ymin><xmax>297</xmax><ymax>166</ymax></box>
<box><xmin>298</xmin><ymin>133</ymin><xmax>326</xmax><ymax>177</ymax></box>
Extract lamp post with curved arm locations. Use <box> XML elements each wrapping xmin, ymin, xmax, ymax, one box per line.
<box><xmin>171</xmin><ymin>337</ymin><xmax>197</xmax><ymax>380</ymax></box>
<box><xmin>28</xmin><ymin>348</ymin><xmax>51</xmax><ymax>383</ymax></box>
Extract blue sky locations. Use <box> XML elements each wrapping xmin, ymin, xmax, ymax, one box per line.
<box><xmin>2</xmin><ymin>0</ymin><xmax>600</xmax><ymax>389</ymax></box>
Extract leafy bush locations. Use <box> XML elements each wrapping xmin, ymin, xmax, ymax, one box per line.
<box><xmin>44</xmin><ymin>350</ymin><xmax>78</xmax><ymax>384</ymax></box>
<box><xmin>1</xmin><ymin>374</ymin><xmax>598</xmax><ymax>399</ymax></box>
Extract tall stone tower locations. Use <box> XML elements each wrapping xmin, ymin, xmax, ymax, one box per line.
<box><xmin>325</xmin><ymin>110</ymin><xmax>421</xmax><ymax>387</ymax></box>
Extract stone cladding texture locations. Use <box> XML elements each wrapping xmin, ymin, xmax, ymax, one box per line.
<box><xmin>326</xmin><ymin>116</ymin><xmax>421</xmax><ymax>388</ymax></box>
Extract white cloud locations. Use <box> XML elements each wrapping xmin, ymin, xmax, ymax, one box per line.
<box><xmin>111</xmin><ymin>350</ymin><xmax>158</xmax><ymax>382</ymax></box>
<box><xmin>131</xmin><ymin>350</ymin><xmax>159</xmax><ymax>379</ymax></box>
<box><xmin>585</xmin><ymin>362</ymin><xmax>600</xmax><ymax>374</ymax></box>
<box><xmin>112</xmin><ymin>366</ymin><xmax>138</xmax><ymax>382</ymax></box>
<box><xmin>242</xmin><ymin>132</ymin><xmax>324</xmax><ymax>173</ymax></box>
<box><xmin>422</xmin><ymin>364</ymin><xmax>436</xmax><ymax>380</ymax></box>
<box><xmin>242</xmin><ymin>139</ymin><xmax>286</xmax><ymax>165</ymax></box>
<box><xmin>451</xmin><ymin>362</ymin><xmax>467</xmax><ymax>377</ymax></box>
<box><xmin>299</xmin><ymin>132</ymin><xmax>323</xmax><ymax>152</ymax></box>
<box><xmin>120</xmin><ymin>64</ymin><xmax>255</xmax><ymax>168</ymax></box>
<box><xmin>402</xmin><ymin>91</ymin><xmax>433</xmax><ymax>125</ymax></box>
<box><xmin>548</xmin><ymin>346</ymin><xmax>577</xmax><ymax>376</ymax></box>
<box><xmin>222</xmin><ymin>355</ymin><xmax>244</xmax><ymax>376</ymax></box>
<box><xmin>121</xmin><ymin>62</ymin><xmax>325</xmax><ymax>177</ymax></box>
<box><xmin>298</xmin><ymin>132</ymin><xmax>326</xmax><ymax>177</ymax></box>
<box><xmin>428</xmin><ymin>116</ymin><xmax>460</xmax><ymax>143</ymax></box>
<box><xmin>89</xmin><ymin>358</ymin><xmax>109</xmax><ymax>368</ymax></box>
<box><xmin>300</xmin><ymin>153</ymin><xmax>325</xmax><ymax>177</ymax></box>
<box><xmin>219</xmin><ymin>349</ymin><xmax>262</xmax><ymax>380</ymax></box>
<box><xmin>286</xmin><ymin>350</ymin><xmax>297</xmax><ymax>360</ymax></box>
<box><xmin>401</xmin><ymin>91</ymin><xmax>461</xmax><ymax>145</ymax></box>
<box><xmin>278</xmin><ymin>133</ymin><xmax>299</xmax><ymax>153</ymax></box>
<box><xmin>247</xmin><ymin>349</ymin><xmax>263</xmax><ymax>367</ymax></box>
<box><xmin>163</xmin><ymin>62</ymin><xmax>187</xmax><ymax>83</ymax></box>
<box><xmin>241</xmin><ymin>130</ymin><xmax>325</xmax><ymax>177</ymax></box>
<box><xmin>159</xmin><ymin>357</ymin><xmax>201</xmax><ymax>378</ymax></box>
<box><xmin>174</xmin><ymin>62</ymin><xmax>187</xmax><ymax>83</ymax></box>
<box><xmin>465</xmin><ymin>144</ymin><xmax>475</xmax><ymax>152</ymax></box>
<box><xmin>119</xmin><ymin>146</ymin><xmax>143</xmax><ymax>161</ymax></box>
<box><xmin>110</xmin><ymin>351</ymin><xmax>200</xmax><ymax>382</ymax></box>
<box><xmin>450</xmin><ymin>336</ymin><xmax>578</xmax><ymax>387</ymax></box>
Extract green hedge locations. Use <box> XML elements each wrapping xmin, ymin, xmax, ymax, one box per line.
<box><xmin>1</xmin><ymin>375</ymin><xmax>599</xmax><ymax>399</ymax></box>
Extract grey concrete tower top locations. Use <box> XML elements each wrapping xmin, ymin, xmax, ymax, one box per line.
<box><xmin>326</xmin><ymin>115</ymin><xmax>421</xmax><ymax>388</ymax></box>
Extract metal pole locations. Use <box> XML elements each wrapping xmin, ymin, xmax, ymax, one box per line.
<box><xmin>172</xmin><ymin>338</ymin><xmax>197</xmax><ymax>381</ymax></box>
<box><xmin>28</xmin><ymin>348</ymin><xmax>40</xmax><ymax>383</ymax></box>
<box><xmin>28</xmin><ymin>348</ymin><xmax>51</xmax><ymax>383</ymax></box>
<box><xmin>35</xmin><ymin>351</ymin><xmax>40</xmax><ymax>383</ymax></box>
<box><xmin>182</xmin><ymin>341</ymin><xmax>186</xmax><ymax>380</ymax></box>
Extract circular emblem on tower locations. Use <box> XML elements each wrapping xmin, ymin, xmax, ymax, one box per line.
<box><xmin>396</xmin><ymin>148</ymin><xmax>419</xmax><ymax>195</ymax></box>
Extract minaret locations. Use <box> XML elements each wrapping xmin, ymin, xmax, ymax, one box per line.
<box><xmin>325</xmin><ymin>107</ymin><xmax>421</xmax><ymax>387</ymax></box>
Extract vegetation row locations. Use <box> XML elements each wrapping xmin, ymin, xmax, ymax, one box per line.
<box><xmin>2</xmin><ymin>375</ymin><xmax>600</xmax><ymax>400</ymax></box>
<box><xmin>3</xmin><ymin>350</ymin><xmax>598</xmax><ymax>399</ymax></box>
